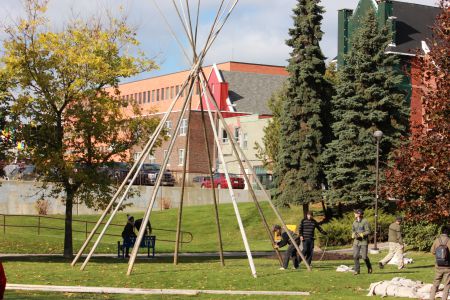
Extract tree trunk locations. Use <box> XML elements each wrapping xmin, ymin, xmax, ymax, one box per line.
<box><xmin>302</xmin><ymin>203</ymin><xmax>309</xmax><ymax>219</ymax></box>
<box><xmin>64</xmin><ymin>188</ymin><xmax>74</xmax><ymax>258</ymax></box>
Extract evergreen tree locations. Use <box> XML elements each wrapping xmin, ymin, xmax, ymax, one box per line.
<box><xmin>323</xmin><ymin>10</ymin><xmax>409</xmax><ymax>207</ymax></box>
<box><xmin>274</xmin><ymin>0</ymin><xmax>331</xmax><ymax>211</ymax></box>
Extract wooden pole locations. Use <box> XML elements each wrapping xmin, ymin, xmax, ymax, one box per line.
<box><xmin>173</xmin><ymin>90</ymin><xmax>192</xmax><ymax>265</ymax></box>
<box><xmin>127</xmin><ymin>78</ymin><xmax>196</xmax><ymax>276</ymax></box>
<box><xmin>198</xmin><ymin>70</ymin><xmax>311</xmax><ymax>271</ymax></box>
<box><xmin>199</xmin><ymin>83</ymin><xmax>225</xmax><ymax>266</ymax></box>
<box><xmin>200</xmin><ymin>79</ymin><xmax>257</xmax><ymax>278</ymax></box>
<box><xmin>198</xmin><ymin>72</ymin><xmax>284</xmax><ymax>266</ymax></box>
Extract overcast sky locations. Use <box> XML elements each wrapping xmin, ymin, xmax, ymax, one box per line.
<box><xmin>0</xmin><ymin>0</ymin><xmax>439</xmax><ymax>82</ymax></box>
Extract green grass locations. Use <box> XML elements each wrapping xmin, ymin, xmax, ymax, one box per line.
<box><xmin>2</xmin><ymin>251</ymin><xmax>437</xmax><ymax>299</ymax></box>
<box><xmin>0</xmin><ymin>202</ymin><xmax>305</xmax><ymax>254</ymax></box>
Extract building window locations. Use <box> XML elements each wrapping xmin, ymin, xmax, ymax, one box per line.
<box><xmin>242</xmin><ymin>133</ymin><xmax>248</xmax><ymax>149</ymax></box>
<box><xmin>178</xmin><ymin>149</ymin><xmax>185</xmax><ymax>166</ymax></box>
<box><xmin>222</xmin><ymin>129</ymin><xmax>229</xmax><ymax>144</ymax></box>
<box><xmin>165</xmin><ymin>120</ymin><xmax>172</xmax><ymax>136</ymax></box>
<box><xmin>179</xmin><ymin>118</ymin><xmax>188</xmax><ymax>136</ymax></box>
<box><xmin>234</xmin><ymin>127</ymin><xmax>240</xmax><ymax>143</ymax></box>
<box><xmin>170</xmin><ymin>86</ymin><xmax>174</xmax><ymax>99</ymax></box>
<box><xmin>152</xmin><ymin>90</ymin><xmax>155</xmax><ymax>102</ymax></box>
<box><xmin>176</xmin><ymin>85</ymin><xmax>180</xmax><ymax>96</ymax></box>
<box><xmin>134</xmin><ymin>93</ymin><xmax>138</xmax><ymax>104</ymax></box>
<box><xmin>165</xmin><ymin>87</ymin><xmax>169</xmax><ymax>100</ymax></box>
<box><xmin>161</xmin><ymin>88</ymin><xmax>164</xmax><ymax>100</ymax></box>
<box><xmin>148</xmin><ymin>154</ymin><xmax>156</xmax><ymax>163</ymax></box>
<box><xmin>195</xmin><ymin>83</ymin><xmax>200</xmax><ymax>95</ymax></box>
<box><xmin>147</xmin><ymin>91</ymin><xmax>150</xmax><ymax>103</ymax></box>
<box><xmin>138</xmin><ymin>92</ymin><xmax>142</xmax><ymax>104</ymax></box>
<box><xmin>156</xmin><ymin>89</ymin><xmax>160</xmax><ymax>101</ymax></box>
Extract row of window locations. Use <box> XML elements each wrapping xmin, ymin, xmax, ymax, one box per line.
<box><xmin>118</xmin><ymin>84</ymin><xmax>200</xmax><ymax>106</ymax></box>
<box><xmin>164</xmin><ymin>119</ymin><xmax>188</xmax><ymax>136</ymax></box>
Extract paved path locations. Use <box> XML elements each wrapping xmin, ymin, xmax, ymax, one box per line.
<box><xmin>6</xmin><ymin>283</ymin><xmax>310</xmax><ymax>296</ymax></box>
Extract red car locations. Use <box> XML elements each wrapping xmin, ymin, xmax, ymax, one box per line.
<box><xmin>201</xmin><ymin>173</ymin><xmax>245</xmax><ymax>189</ymax></box>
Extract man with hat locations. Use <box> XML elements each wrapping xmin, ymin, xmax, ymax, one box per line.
<box><xmin>352</xmin><ymin>209</ymin><xmax>372</xmax><ymax>275</ymax></box>
<box><xmin>379</xmin><ymin>216</ymin><xmax>404</xmax><ymax>270</ymax></box>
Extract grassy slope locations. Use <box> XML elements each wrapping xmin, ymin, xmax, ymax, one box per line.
<box><xmin>3</xmin><ymin>252</ymin><xmax>436</xmax><ymax>300</ymax></box>
<box><xmin>0</xmin><ymin>202</ymin><xmax>305</xmax><ymax>254</ymax></box>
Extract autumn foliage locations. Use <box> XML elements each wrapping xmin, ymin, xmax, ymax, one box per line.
<box><xmin>384</xmin><ymin>1</ymin><xmax>449</xmax><ymax>224</ymax></box>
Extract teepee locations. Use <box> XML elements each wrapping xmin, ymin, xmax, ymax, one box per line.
<box><xmin>71</xmin><ymin>0</ymin><xmax>311</xmax><ymax>278</ymax></box>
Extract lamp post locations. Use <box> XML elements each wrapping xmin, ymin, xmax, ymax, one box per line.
<box><xmin>373</xmin><ymin>130</ymin><xmax>383</xmax><ymax>251</ymax></box>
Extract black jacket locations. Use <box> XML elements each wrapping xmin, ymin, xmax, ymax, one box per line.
<box><xmin>299</xmin><ymin>218</ymin><xmax>326</xmax><ymax>240</ymax></box>
<box><xmin>277</xmin><ymin>232</ymin><xmax>300</xmax><ymax>248</ymax></box>
<box><xmin>122</xmin><ymin>222</ymin><xmax>136</xmax><ymax>239</ymax></box>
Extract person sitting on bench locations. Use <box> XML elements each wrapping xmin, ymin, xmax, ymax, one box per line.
<box><xmin>134</xmin><ymin>218</ymin><xmax>152</xmax><ymax>236</ymax></box>
<box><xmin>121</xmin><ymin>215</ymin><xmax>136</xmax><ymax>258</ymax></box>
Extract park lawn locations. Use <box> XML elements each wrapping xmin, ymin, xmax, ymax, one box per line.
<box><xmin>2</xmin><ymin>251</ymin><xmax>437</xmax><ymax>300</ymax></box>
<box><xmin>0</xmin><ymin>202</ymin><xmax>307</xmax><ymax>254</ymax></box>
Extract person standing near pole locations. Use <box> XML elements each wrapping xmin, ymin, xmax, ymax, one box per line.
<box><xmin>298</xmin><ymin>211</ymin><xmax>327</xmax><ymax>267</ymax></box>
<box><xmin>379</xmin><ymin>216</ymin><xmax>404</xmax><ymax>270</ymax></box>
<box><xmin>429</xmin><ymin>225</ymin><xmax>450</xmax><ymax>300</ymax></box>
<box><xmin>352</xmin><ymin>209</ymin><xmax>372</xmax><ymax>275</ymax></box>
<box><xmin>273</xmin><ymin>225</ymin><xmax>300</xmax><ymax>270</ymax></box>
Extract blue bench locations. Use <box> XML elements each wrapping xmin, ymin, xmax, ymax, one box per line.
<box><xmin>117</xmin><ymin>235</ymin><xmax>156</xmax><ymax>258</ymax></box>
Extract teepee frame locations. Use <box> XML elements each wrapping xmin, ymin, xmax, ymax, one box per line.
<box><xmin>71</xmin><ymin>0</ymin><xmax>311</xmax><ymax>277</ymax></box>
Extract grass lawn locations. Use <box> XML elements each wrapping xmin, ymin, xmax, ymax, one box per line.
<box><xmin>2</xmin><ymin>251</ymin><xmax>437</xmax><ymax>299</ymax></box>
<box><xmin>0</xmin><ymin>202</ymin><xmax>307</xmax><ymax>254</ymax></box>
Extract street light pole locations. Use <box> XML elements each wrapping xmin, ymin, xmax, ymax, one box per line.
<box><xmin>373</xmin><ymin>130</ymin><xmax>383</xmax><ymax>251</ymax></box>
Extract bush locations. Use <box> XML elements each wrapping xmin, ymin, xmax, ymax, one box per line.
<box><xmin>318</xmin><ymin>209</ymin><xmax>395</xmax><ymax>247</ymax></box>
<box><xmin>403</xmin><ymin>221</ymin><xmax>439</xmax><ymax>251</ymax></box>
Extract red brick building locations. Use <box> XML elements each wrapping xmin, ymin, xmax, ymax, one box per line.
<box><xmin>116</xmin><ymin>62</ymin><xmax>288</xmax><ymax>181</ymax></box>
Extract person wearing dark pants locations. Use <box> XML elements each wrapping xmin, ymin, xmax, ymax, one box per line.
<box><xmin>429</xmin><ymin>225</ymin><xmax>450</xmax><ymax>300</ymax></box>
<box><xmin>352</xmin><ymin>209</ymin><xmax>372</xmax><ymax>275</ymax></box>
<box><xmin>121</xmin><ymin>215</ymin><xmax>136</xmax><ymax>258</ymax></box>
<box><xmin>273</xmin><ymin>225</ymin><xmax>300</xmax><ymax>270</ymax></box>
<box><xmin>298</xmin><ymin>211</ymin><xmax>327</xmax><ymax>267</ymax></box>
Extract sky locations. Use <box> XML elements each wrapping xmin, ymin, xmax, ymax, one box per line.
<box><xmin>0</xmin><ymin>0</ymin><xmax>439</xmax><ymax>82</ymax></box>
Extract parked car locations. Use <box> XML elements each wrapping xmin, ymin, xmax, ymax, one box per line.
<box><xmin>201</xmin><ymin>173</ymin><xmax>244</xmax><ymax>189</ymax></box>
<box><xmin>142</xmin><ymin>163</ymin><xmax>175</xmax><ymax>186</ymax></box>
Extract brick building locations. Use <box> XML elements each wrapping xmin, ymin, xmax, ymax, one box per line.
<box><xmin>337</xmin><ymin>0</ymin><xmax>440</xmax><ymax>129</ymax></box>
<box><xmin>117</xmin><ymin>62</ymin><xmax>288</xmax><ymax>183</ymax></box>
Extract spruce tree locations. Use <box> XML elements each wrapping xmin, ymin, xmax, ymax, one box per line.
<box><xmin>323</xmin><ymin>10</ymin><xmax>409</xmax><ymax>207</ymax></box>
<box><xmin>274</xmin><ymin>0</ymin><xmax>331</xmax><ymax>211</ymax></box>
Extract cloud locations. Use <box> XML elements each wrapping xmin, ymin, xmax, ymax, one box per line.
<box><xmin>0</xmin><ymin>0</ymin><xmax>441</xmax><ymax>80</ymax></box>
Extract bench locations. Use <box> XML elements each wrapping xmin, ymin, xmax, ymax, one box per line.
<box><xmin>117</xmin><ymin>235</ymin><xmax>156</xmax><ymax>258</ymax></box>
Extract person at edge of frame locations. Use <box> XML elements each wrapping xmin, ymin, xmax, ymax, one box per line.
<box><xmin>352</xmin><ymin>209</ymin><xmax>373</xmax><ymax>275</ymax></box>
<box><xmin>121</xmin><ymin>215</ymin><xmax>136</xmax><ymax>258</ymax></box>
<box><xmin>298</xmin><ymin>211</ymin><xmax>327</xmax><ymax>267</ymax></box>
<box><xmin>273</xmin><ymin>224</ymin><xmax>300</xmax><ymax>270</ymax></box>
<box><xmin>429</xmin><ymin>225</ymin><xmax>450</xmax><ymax>300</ymax></box>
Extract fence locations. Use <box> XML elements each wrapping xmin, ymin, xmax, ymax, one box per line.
<box><xmin>0</xmin><ymin>214</ymin><xmax>193</xmax><ymax>245</ymax></box>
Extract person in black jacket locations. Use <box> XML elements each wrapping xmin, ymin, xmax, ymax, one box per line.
<box><xmin>134</xmin><ymin>218</ymin><xmax>152</xmax><ymax>236</ymax></box>
<box><xmin>298</xmin><ymin>211</ymin><xmax>327</xmax><ymax>267</ymax></box>
<box><xmin>121</xmin><ymin>215</ymin><xmax>136</xmax><ymax>258</ymax></box>
<box><xmin>273</xmin><ymin>225</ymin><xmax>300</xmax><ymax>270</ymax></box>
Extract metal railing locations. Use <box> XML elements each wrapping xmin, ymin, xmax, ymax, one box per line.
<box><xmin>0</xmin><ymin>214</ymin><xmax>193</xmax><ymax>244</ymax></box>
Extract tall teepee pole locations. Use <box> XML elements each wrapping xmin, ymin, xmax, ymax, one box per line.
<box><xmin>127</xmin><ymin>77</ymin><xmax>197</xmax><ymax>276</ymax></box>
<box><xmin>198</xmin><ymin>70</ymin><xmax>311</xmax><ymax>271</ymax></box>
<box><xmin>173</xmin><ymin>87</ymin><xmax>193</xmax><ymax>265</ymax></box>
<box><xmin>199</xmin><ymin>84</ymin><xmax>225</xmax><ymax>266</ymax></box>
<box><xmin>199</xmin><ymin>78</ymin><xmax>257</xmax><ymax>278</ymax></box>
<box><xmin>198</xmin><ymin>73</ymin><xmax>284</xmax><ymax>266</ymax></box>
